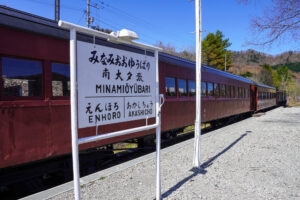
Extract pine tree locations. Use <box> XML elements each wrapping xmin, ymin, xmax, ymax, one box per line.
<box><xmin>202</xmin><ymin>30</ymin><xmax>232</xmax><ymax>70</ymax></box>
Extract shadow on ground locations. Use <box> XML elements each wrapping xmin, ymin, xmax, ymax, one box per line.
<box><xmin>160</xmin><ymin>132</ymin><xmax>249</xmax><ymax>199</ymax></box>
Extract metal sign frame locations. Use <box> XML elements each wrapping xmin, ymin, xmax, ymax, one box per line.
<box><xmin>59</xmin><ymin>21</ymin><xmax>163</xmax><ymax>200</ymax></box>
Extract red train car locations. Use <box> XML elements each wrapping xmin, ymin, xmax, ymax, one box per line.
<box><xmin>253</xmin><ymin>82</ymin><xmax>277</xmax><ymax>111</ymax></box>
<box><xmin>276</xmin><ymin>90</ymin><xmax>287</xmax><ymax>106</ymax></box>
<box><xmin>0</xmin><ymin>6</ymin><xmax>286</xmax><ymax>193</ymax></box>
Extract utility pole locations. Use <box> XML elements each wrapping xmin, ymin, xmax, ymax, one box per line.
<box><xmin>87</xmin><ymin>0</ymin><xmax>90</xmax><ymax>28</ymax></box>
<box><xmin>193</xmin><ymin>0</ymin><xmax>202</xmax><ymax>168</ymax></box>
<box><xmin>225</xmin><ymin>54</ymin><xmax>227</xmax><ymax>71</ymax></box>
<box><xmin>86</xmin><ymin>0</ymin><xmax>97</xmax><ymax>28</ymax></box>
<box><xmin>55</xmin><ymin>0</ymin><xmax>60</xmax><ymax>22</ymax></box>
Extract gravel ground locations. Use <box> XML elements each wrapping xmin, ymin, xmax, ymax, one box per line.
<box><xmin>50</xmin><ymin>107</ymin><xmax>300</xmax><ymax>200</ymax></box>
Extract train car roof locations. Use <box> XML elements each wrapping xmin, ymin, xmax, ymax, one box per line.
<box><xmin>202</xmin><ymin>65</ymin><xmax>254</xmax><ymax>84</ymax></box>
<box><xmin>254</xmin><ymin>82</ymin><xmax>276</xmax><ymax>90</ymax></box>
<box><xmin>158</xmin><ymin>52</ymin><xmax>254</xmax><ymax>84</ymax></box>
<box><xmin>0</xmin><ymin>6</ymin><xmax>257</xmax><ymax>86</ymax></box>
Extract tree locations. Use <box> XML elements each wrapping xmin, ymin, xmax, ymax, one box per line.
<box><xmin>202</xmin><ymin>30</ymin><xmax>232</xmax><ymax>70</ymax></box>
<box><xmin>256</xmin><ymin>64</ymin><xmax>276</xmax><ymax>86</ymax></box>
<box><xmin>240</xmin><ymin>0</ymin><xmax>300</xmax><ymax>46</ymax></box>
<box><xmin>155</xmin><ymin>41</ymin><xmax>196</xmax><ymax>61</ymax></box>
<box><xmin>277</xmin><ymin>66</ymin><xmax>293</xmax><ymax>89</ymax></box>
<box><xmin>274</xmin><ymin>65</ymin><xmax>297</xmax><ymax>103</ymax></box>
<box><xmin>90</xmin><ymin>25</ymin><xmax>113</xmax><ymax>34</ymax></box>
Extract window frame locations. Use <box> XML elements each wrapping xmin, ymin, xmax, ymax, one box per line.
<box><xmin>231</xmin><ymin>86</ymin><xmax>235</xmax><ymax>98</ymax></box>
<box><xmin>0</xmin><ymin>56</ymin><xmax>44</xmax><ymax>101</ymax></box>
<box><xmin>214</xmin><ymin>83</ymin><xmax>220</xmax><ymax>98</ymax></box>
<box><xmin>201</xmin><ymin>81</ymin><xmax>207</xmax><ymax>97</ymax></box>
<box><xmin>177</xmin><ymin>78</ymin><xmax>188</xmax><ymax>98</ymax></box>
<box><xmin>188</xmin><ymin>80</ymin><xmax>196</xmax><ymax>97</ymax></box>
<box><xmin>221</xmin><ymin>84</ymin><xmax>226</xmax><ymax>98</ymax></box>
<box><xmin>207</xmin><ymin>82</ymin><xmax>214</xmax><ymax>97</ymax></box>
<box><xmin>165</xmin><ymin>76</ymin><xmax>177</xmax><ymax>98</ymax></box>
<box><xmin>51</xmin><ymin>62</ymin><xmax>70</xmax><ymax>100</ymax></box>
<box><xmin>226</xmin><ymin>85</ymin><xmax>231</xmax><ymax>98</ymax></box>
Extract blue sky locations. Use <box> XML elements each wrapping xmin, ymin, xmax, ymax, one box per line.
<box><xmin>1</xmin><ymin>0</ymin><xmax>298</xmax><ymax>55</ymax></box>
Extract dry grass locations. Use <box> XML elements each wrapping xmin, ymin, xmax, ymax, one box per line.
<box><xmin>112</xmin><ymin>123</ymin><xmax>210</xmax><ymax>153</ymax></box>
<box><xmin>291</xmin><ymin>101</ymin><xmax>300</xmax><ymax>107</ymax></box>
<box><xmin>113</xmin><ymin>143</ymin><xmax>138</xmax><ymax>154</ymax></box>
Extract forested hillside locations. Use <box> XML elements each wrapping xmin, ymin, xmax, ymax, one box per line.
<box><xmin>231</xmin><ymin>50</ymin><xmax>300</xmax><ymax>72</ymax></box>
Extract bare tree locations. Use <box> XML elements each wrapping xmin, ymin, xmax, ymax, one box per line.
<box><xmin>241</xmin><ymin>0</ymin><xmax>300</xmax><ymax>46</ymax></box>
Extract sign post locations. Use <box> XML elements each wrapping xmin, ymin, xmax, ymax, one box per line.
<box><xmin>194</xmin><ymin>0</ymin><xmax>202</xmax><ymax>168</ymax></box>
<box><xmin>59</xmin><ymin>21</ymin><xmax>163</xmax><ymax>200</ymax></box>
<box><xmin>70</xmin><ymin>27</ymin><xmax>81</xmax><ymax>200</ymax></box>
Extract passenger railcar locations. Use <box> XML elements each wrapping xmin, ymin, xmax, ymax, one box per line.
<box><xmin>254</xmin><ymin>83</ymin><xmax>277</xmax><ymax>111</ymax></box>
<box><xmin>276</xmin><ymin>90</ymin><xmax>287</xmax><ymax>106</ymax></box>
<box><xmin>0</xmin><ymin>6</ymin><xmax>286</xmax><ymax>192</ymax></box>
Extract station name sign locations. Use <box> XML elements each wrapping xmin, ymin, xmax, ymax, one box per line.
<box><xmin>77</xmin><ymin>41</ymin><xmax>156</xmax><ymax>128</ymax></box>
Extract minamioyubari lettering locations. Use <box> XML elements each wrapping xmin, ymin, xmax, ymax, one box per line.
<box><xmin>96</xmin><ymin>84</ymin><xmax>150</xmax><ymax>94</ymax></box>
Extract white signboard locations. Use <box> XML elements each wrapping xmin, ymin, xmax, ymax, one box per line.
<box><xmin>77</xmin><ymin>41</ymin><xmax>156</xmax><ymax>128</ymax></box>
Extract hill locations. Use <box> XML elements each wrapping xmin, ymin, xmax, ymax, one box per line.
<box><xmin>272</xmin><ymin>63</ymin><xmax>300</xmax><ymax>72</ymax></box>
<box><xmin>231</xmin><ymin>50</ymin><xmax>300</xmax><ymax>72</ymax></box>
<box><xmin>230</xmin><ymin>50</ymin><xmax>300</xmax><ymax>98</ymax></box>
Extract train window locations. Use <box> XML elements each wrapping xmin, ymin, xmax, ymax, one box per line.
<box><xmin>207</xmin><ymin>82</ymin><xmax>213</xmax><ymax>97</ymax></box>
<box><xmin>221</xmin><ymin>84</ymin><xmax>226</xmax><ymax>97</ymax></box>
<box><xmin>243</xmin><ymin>88</ymin><xmax>246</xmax><ymax>98</ymax></box>
<box><xmin>239</xmin><ymin>88</ymin><xmax>242</xmax><ymax>98</ymax></box>
<box><xmin>188</xmin><ymin>80</ymin><xmax>196</xmax><ymax>97</ymax></box>
<box><xmin>52</xmin><ymin>63</ymin><xmax>70</xmax><ymax>96</ymax></box>
<box><xmin>214</xmin><ymin>83</ymin><xmax>220</xmax><ymax>97</ymax></box>
<box><xmin>1</xmin><ymin>57</ymin><xmax>43</xmax><ymax>97</ymax></box>
<box><xmin>259</xmin><ymin>92</ymin><xmax>262</xmax><ymax>99</ymax></box>
<box><xmin>236</xmin><ymin>87</ymin><xmax>239</xmax><ymax>98</ymax></box>
<box><xmin>178</xmin><ymin>79</ymin><xmax>187</xmax><ymax>97</ymax></box>
<box><xmin>165</xmin><ymin>77</ymin><xmax>176</xmax><ymax>97</ymax></box>
<box><xmin>231</xmin><ymin>86</ymin><xmax>235</xmax><ymax>98</ymax></box>
<box><xmin>226</xmin><ymin>85</ymin><xmax>231</xmax><ymax>98</ymax></box>
<box><xmin>201</xmin><ymin>82</ymin><xmax>207</xmax><ymax>97</ymax></box>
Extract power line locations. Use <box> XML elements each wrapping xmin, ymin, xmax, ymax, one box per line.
<box><xmin>98</xmin><ymin>1</ymin><xmax>194</xmax><ymax>43</ymax></box>
<box><xmin>95</xmin><ymin>3</ymin><xmax>180</xmax><ymax>45</ymax></box>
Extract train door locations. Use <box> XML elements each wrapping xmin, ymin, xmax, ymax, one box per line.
<box><xmin>250</xmin><ymin>85</ymin><xmax>257</xmax><ymax>112</ymax></box>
